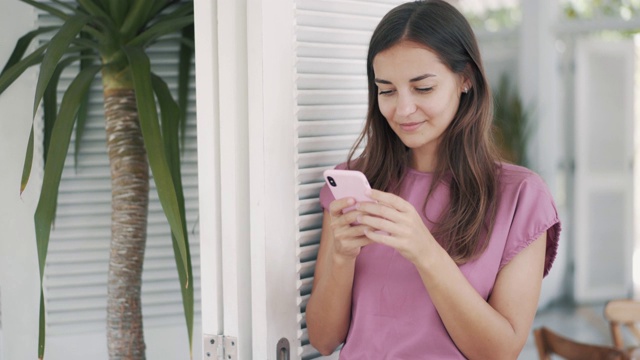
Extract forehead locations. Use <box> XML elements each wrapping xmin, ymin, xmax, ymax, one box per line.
<box><xmin>372</xmin><ymin>41</ymin><xmax>451</xmax><ymax>79</ymax></box>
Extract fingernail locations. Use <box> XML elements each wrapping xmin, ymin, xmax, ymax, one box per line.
<box><xmin>347</xmin><ymin>198</ymin><xmax>355</xmax><ymax>205</ymax></box>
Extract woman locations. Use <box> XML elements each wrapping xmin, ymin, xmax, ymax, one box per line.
<box><xmin>305</xmin><ymin>1</ymin><xmax>561</xmax><ymax>359</ymax></box>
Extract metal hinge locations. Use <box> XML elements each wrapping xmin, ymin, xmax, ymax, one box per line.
<box><xmin>203</xmin><ymin>334</ymin><xmax>237</xmax><ymax>360</ymax></box>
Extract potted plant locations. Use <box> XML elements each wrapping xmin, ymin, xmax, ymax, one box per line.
<box><xmin>0</xmin><ymin>1</ymin><xmax>194</xmax><ymax>358</ymax></box>
<box><xmin>493</xmin><ymin>73</ymin><xmax>531</xmax><ymax>167</ymax></box>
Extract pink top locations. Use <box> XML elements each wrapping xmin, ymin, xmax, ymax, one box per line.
<box><xmin>318</xmin><ymin>163</ymin><xmax>561</xmax><ymax>359</ymax></box>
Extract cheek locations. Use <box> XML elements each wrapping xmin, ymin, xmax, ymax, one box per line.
<box><xmin>424</xmin><ymin>93</ymin><xmax>459</xmax><ymax>119</ymax></box>
<box><xmin>377</xmin><ymin>98</ymin><xmax>394</xmax><ymax>120</ymax></box>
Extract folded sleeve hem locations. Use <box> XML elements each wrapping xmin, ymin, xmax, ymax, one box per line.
<box><xmin>499</xmin><ymin>218</ymin><xmax>561</xmax><ymax>277</ymax></box>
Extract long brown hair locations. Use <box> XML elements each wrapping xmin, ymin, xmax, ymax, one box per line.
<box><xmin>346</xmin><ymin>0</ymin><xmax>500</xmax><ymax>263</ymax></box>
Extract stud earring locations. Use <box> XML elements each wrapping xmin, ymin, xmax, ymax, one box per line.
<box><xmin>463</xmin><ymin>87</ymin><xmax>468</xmax><ymax>94</ymax></box>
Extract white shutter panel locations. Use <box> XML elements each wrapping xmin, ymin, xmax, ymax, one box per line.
<box><xmin>37</xmin><ymin>5</ymin><xmax>201</xmax><ymax>336</ymax></box>
<box><xmin>573</xmin><ymin>38</ymin><xmax>635</xmax><ymax>302</ymax></box>
<box><xmin>294</xmin><ymin>1</ymin><xmax>404</xmax><ymax>358</ymax></box>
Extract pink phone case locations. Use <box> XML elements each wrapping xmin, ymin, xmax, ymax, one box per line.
<box><xmin>323</xmin><ymin>169</ymin><xmax>373</xmax><ymax>213</ymax></box>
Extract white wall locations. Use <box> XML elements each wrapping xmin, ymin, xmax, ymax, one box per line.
<box><xmin>0</xmin><ymin>3</ymin><xmax>41</xmax><ymax>360</ymax></box>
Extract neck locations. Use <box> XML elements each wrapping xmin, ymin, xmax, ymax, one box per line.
<box><xmin>410</xmin><ymin>148</ymin><xmax>437</xmax><ymax>172</ymax></box>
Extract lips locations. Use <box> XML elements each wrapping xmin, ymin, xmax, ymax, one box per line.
<box><xmin>399</xmin><ymin>121</ymin><xmax>425</xmax><ymax>132</ymax></box>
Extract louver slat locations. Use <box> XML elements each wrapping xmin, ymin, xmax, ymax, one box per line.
<box><xmin>294</xmin><ymin>1</ymin><xmax>403</xmax><ymax>358</ymax></box>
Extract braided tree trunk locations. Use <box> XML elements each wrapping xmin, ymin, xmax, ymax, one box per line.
<box><xmin>104</xmin><ymin>88</ymin><xmax>149</xmax><ymax>359</ymax></box>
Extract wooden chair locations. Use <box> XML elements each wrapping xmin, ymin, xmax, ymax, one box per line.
<box><xmin>534</xmin><ymin>326</ymin><xmax>630</xmax><ymax>360</ymax></box>
<box><xmin>604</xmin><ymin>299</ymin><xmax>640</xmax><ymax>351</ymax></box>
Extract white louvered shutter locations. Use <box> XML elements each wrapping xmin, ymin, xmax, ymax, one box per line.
<box><xmin>293</xmin><ymin>1</ymin><xmax>404</xmax><ymax>358</ymax></box>
<box><xmin>573</xmin><ymin>38</ymin><xmax>634</xmax><ymax>302</ymax></box>
<box><xmin>36</xmin><ymin>6</ymin><xmax>201</xmax><ymax>337</ymax></box>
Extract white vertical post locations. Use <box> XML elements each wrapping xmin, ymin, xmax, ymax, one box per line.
<box><xmin>246</xmin><ymin>0</ymin><xmax>267</xmax><ymax>356</ymax></box>
<box><xmin>217</xmin><ymin>0</ymin><xmax>253</xmax><ymax>358</ymax></box>
<box><xmin>519</xmin><ymin>0</ymin><xmax>561</xmax><ymax>189</ymax></box>
<box><xmin>518</xmin><ymin>0</ymin><xmax>567</xmax><ymax>308</ymax></box>
<box><xmin>635</xmin><ymin>35</ymin><xmax>640</xmax><ymax>300</ymax></box>
<box><xmin>194</xmin><ymin>0</ymin><xmax>223</xmax><ymax>352</ymax></box>
<box><xmin>248</xmin><ymin>0</ymin><xmax>301</xmax><ymax>358</ymax></box>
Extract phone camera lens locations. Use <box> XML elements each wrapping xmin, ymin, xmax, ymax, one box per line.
<box><xmin>327</xmin><ymin>176</ymin><xmax>337</xmax><ymax>187</ymax></box>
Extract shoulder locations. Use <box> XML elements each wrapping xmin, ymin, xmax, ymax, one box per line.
<box><xmin>495</xmin><ymin>163</ymin><xmax>561</xmax><ymax>277</ymax></box>
<box><xmin>495</xmin><ymin>162</ymin><xmax>557</xmax><ymax>222</ymax></box>
<box><xmin>498</xmin><ymin>162</ymin><xmax>542</xmax><ymax>184</ymax></box>
<box><xmin>497</xmin><ymin>163</ymin><xmax>551</xmax><ymax>196</ymax></box>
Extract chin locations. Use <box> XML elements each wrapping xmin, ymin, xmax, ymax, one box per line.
<box><xmin>398</xmin><ymin>138</ymin><xmax>430</xmax><ymax>149</ymax></box>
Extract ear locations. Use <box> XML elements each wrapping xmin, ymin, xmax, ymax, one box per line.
<box><xmin>461</xmin><ymin>79</ymin><xmax>472</xmax><ymax>94</ymax></box>
<box><xmin>460</xmin><ymin>65</ymin><xmax>473</xmax><ymax>94</ymax></box>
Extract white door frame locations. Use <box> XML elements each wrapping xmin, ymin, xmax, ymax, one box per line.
<box><xmin>194</xmin><ymin>0</ymin><xmax>222</xmax><ymax>347</ymax></box>
<box><xmin>247</xmin><ymin>0</ymin><xmax>301</xmax><ymax>358</ymax></box>
<box><xmin>197</xmin><ymin>0</ymin><xmax>297</xmax><ymax>358</ymax></box>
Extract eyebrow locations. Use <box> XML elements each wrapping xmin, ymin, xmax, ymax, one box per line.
<box><xmin>374</xmin><ymin>73</ymin><xmax>436</xmax><ymax>84</ymax></box>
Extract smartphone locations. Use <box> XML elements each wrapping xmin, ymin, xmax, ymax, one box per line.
<box><xmin>323</xmin><ymin>169</ymin><xmax>374</xmax><ymax>213</ymax></box>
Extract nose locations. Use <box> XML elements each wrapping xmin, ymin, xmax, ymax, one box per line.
<box><xmin>396</xmin><ymin>91</ymin><xmax>417</xmax><ymax>117</ymax></box>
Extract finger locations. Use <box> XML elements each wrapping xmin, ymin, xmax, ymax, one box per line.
<box><xmin>367</xmin><ymin>189</ymin><xmax>413</xmax><ymax>213</ymax></box>
<box><xmin>357</xmin><ymin>213</ymin><xmax>402</xmax><ymax>236</ymax></box>
<box><xmin>330</xmin><ymin>210</ymin><xmax>364</xmax><ymax>237</ymax></box>
<box><xmin>332</xmin><ymin>209</ymin><xmax>367</xmax><ymax>229</ymax></box>
<box><xmin>356</xmin><ymin>201</ymin><xmax>403</xmax><ymax>223</ymax></box>
<box><xmin>333</xmin><ymin>213</ymin><xmax>377</xmax><ymax>235</ymax></box>
<box><xmin>328</xmin><ymin>197</ymin><xmax>356</xmax><ymax>217</ymax></box>
<box><xmin>363</xmin><ymin>228</ymin><xmax>394</xmax><ymax>246</ymax></box>
<box><xmin>333</xmin><ymin>227</ymin><xmax>376</xmax><ymax>250</ymax></box>
<box><xmin>345</xmin><ymin>234</ymin><xmax>375</xmax><ymax>248</ymax></box>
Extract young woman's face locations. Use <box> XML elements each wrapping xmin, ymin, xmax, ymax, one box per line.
<box><xmin>373</xmin><ymin>41</ymin><xmax>467</xmax><ymax>168</ymax></box>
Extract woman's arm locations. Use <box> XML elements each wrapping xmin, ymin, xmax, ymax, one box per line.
<box><xmin>357</xmin><ymin>189</ymin><xmax>547</xmax><ymax>359</ymax></box>
<box><xmin>306</xmin><ymin>200</ymin><xmax>373</xmax><ymax>355</ymax></box>
<box><xmin>421</xmin><ymin>233</ymin><xmax>546</xmax><ymax>359</ymax></box>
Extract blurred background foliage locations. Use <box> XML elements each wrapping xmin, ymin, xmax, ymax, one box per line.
<box><xmin>562</xmin><ymin>0</ymin><xmax>640</xmax><ymax>20</ymax></box>
<box><xmin>456</xmin><ymin>0</ymin><xmax>640</xmax><ymax>33</ymax></box>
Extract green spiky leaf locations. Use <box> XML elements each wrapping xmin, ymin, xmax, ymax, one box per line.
<box><xmin>1</xmin><ymin>27</ymin><xmax>58</xmax><ymax>75</ymax></box>
<box><xmin>152</xmin><ymin>73</ymin><xmax>193</xmax><ymax>354</ymax></box>
<box><xmin>122</xmin><ymin>46</ymin><xmax>190</xmax><ymax>281</ymax></box>
<box><xmin>0</xmin><ymin>44</ymin><xmax>47</xmax><ymax>95</ymax></box>
<box><xmin>178</xmin><ymin>24</ymin><xmax>193</xmax><ymax>151</ymax></box>
<box><xmin>34</xmin><ymin>64</ymin><xmax>101</xmax><ymax>359</ymax></box>
<box><xmin>20</xmin><ymin>126</ymin><xmax>34</xmax><ymax>195</ymax></box>
<box><xmin>20</xmin><ymin>0</ymin><xmax>70</xmax><ymax>21</ymax></box>
<box><xmin>127</xmin><ymin>15</ymin><xmax>194</xmax><ymax>47</ymax></box>
<box><xmin>33</xmin><ymin>13</ymin><xmax>90</xmax><ymax>118</ymax></box>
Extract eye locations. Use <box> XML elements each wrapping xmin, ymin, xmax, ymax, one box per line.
<box><xmin>416</xmin><ymin>87</ymin><xmax>433</xmax><ymax>93</ymax></box>
<box><xmin>378</xmin><ymin>89</ymin><xmax>395</xmax><ymax>96</ymax></box>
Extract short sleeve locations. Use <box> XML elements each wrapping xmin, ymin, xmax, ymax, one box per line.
<box><xmin>500</xmin><ymin>173</ymin><xmax>561</xmax><ymax>277</ymax></box>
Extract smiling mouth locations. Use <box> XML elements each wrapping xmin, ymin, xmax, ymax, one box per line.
<box><xmin>399</xmin><ymin>121</ymin><xmax>425</xmax><ymax>132</ymax></box>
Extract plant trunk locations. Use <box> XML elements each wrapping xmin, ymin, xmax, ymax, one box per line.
<box><xmin>104</xmin><ymin>88</ymin><xmax>149</xmax><ymax>359</ymax></box>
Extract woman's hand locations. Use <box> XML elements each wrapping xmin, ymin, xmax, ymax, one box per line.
<box><xmin>327</xmin><ymin>197</ymin><xmax>375</xmax><ymax>261</ymax></box>
<box><xmin>354</xmin><ymin>189</ymin><xmax>438</xmax><ymax>266</ymax></box>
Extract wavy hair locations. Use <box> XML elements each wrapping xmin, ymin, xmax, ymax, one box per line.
<box><xmin>346</xmin><ymin>0</ymin><xmax>500</xmax><ymax>263</ymax></box>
